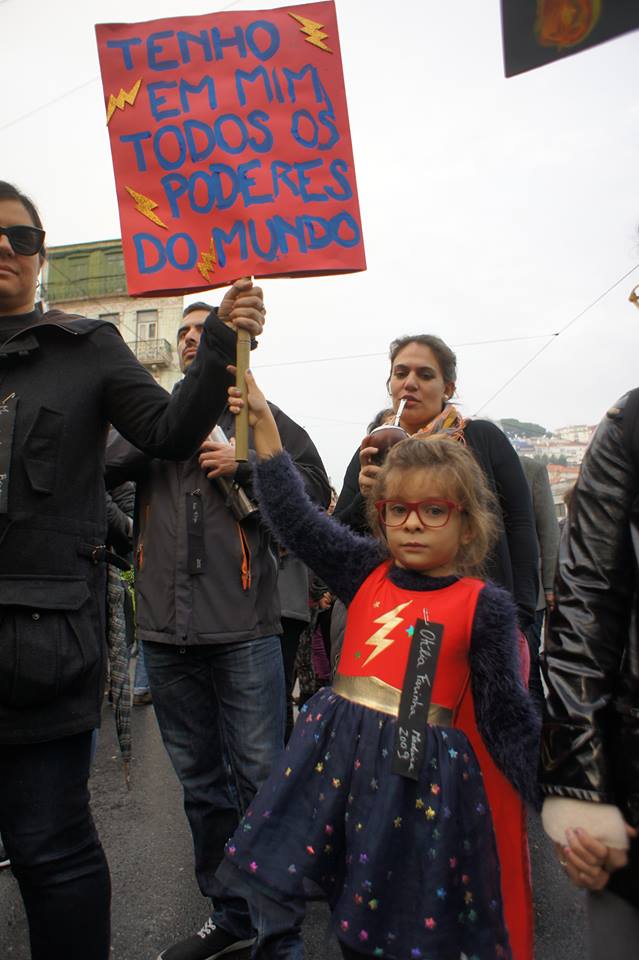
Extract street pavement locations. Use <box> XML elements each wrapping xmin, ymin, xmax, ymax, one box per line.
<box><xmin>1</xmin><ymin>699</ymin><xmax>586</xmax><ymax>959</ymax></box>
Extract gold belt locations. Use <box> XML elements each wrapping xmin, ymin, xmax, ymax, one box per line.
<box><xmin>333</xmin><ymin>673</ymin><xmax>452</xmax><ymax>726</ymax></box>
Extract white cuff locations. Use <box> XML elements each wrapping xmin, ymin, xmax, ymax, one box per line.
<box><xmin>542</xmin><ymin>797</ymin><xmax>629</xmax><ymax>850</ymax></box>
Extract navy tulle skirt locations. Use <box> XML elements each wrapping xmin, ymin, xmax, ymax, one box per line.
<box><xmin>223</xmin><ymin>687</ymin><xmax>511</xmax><ymax>960</ymax></box>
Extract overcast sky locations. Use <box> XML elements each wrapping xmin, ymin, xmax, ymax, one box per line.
<box><xmin>2</xmin><ymin>0</ymin><xmax>638</xmax><ymax>485</ymax></box>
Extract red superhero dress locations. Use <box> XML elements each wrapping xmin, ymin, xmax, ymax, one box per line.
<box><xmin>222</xmin><ymin>563</ymin><xmax>532</xmax><ymax>960</ymax></box>
<box><xmin>337</xmin><ymin>564</ymin><xmax>533</xmax><ymax>960</ymax></box>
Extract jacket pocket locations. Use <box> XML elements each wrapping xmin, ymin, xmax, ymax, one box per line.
<box><xmin>0</xmin><ymin>576</ymin><xmax>101</xmax><ymax>708</ymax></box>
<box><xmin>22</xmin><ymin>407</ymin><xmax>63</xmax><ymax>494</ymax></box>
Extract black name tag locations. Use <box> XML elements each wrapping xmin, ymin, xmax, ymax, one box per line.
<box><xmin>186</xmin><ymin>491</ymin><xmax>206</xmax><ymax>574</ymax></box>
<box><xmin>391</xmin><ymin>619</ymin><xmax>444</xmax><ymax>780</ymax></box>
<box><xmin>0</xmin><ymin>395</ymin><xmax>17</xmax><ymax>515</ymax></box>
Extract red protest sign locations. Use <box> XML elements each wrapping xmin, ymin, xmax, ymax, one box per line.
<box><xmin>95</xmin><ymin>2</ymin><xmax>365</xmax><ymax>295</ymax></box>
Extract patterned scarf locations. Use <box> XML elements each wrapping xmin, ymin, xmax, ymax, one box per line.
<box><xmin>413</xmin><ymin>403</ymin><xmax>467</xmax><ymax>444</ymax></box>
<box><xmin>107</xmin><ymin>565</ymin><xmax>132</xmax><ymax>787</ymax></box>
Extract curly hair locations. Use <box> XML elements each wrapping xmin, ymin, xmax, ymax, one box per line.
<box><xmin>366</xmin><ymin>436</ymin><xmax>500</xmax><ymax>577</ymax></box>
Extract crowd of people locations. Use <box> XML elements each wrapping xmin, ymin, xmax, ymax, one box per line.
<box><xmin>0</xmin><ymin>179</ymin><xmax>637</xmax><ymax>960</ymax></box>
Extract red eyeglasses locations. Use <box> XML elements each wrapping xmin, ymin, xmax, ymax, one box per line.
<box><xmin>375</xmin><ymin>498</ymin><xmax>464</xmax><ymax>529</ymax></box>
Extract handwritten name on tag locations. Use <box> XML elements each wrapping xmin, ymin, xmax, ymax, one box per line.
<box><xmin>392</xmin><ymin>619</ymin><xmax>443</xmax><ymax>780</ymax></box>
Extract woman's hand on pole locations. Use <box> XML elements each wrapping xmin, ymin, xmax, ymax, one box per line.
<box><xmin>218</xmin><ymin>277</ymin><xmax>266</xmax><ymax>339</ymax></box>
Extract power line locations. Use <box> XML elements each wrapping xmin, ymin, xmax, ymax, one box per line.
<box><xmin>0</xmin><ymin>78</ymin><xmax>100</xmax><ymax>133</ymax></box>
<box><xmin>472</xmin><ymin>337</ymin><xmax>557</xmax><ymax>416</ymax></box>
<box><xmin>254</xmin><ymin>333</ymin><xmax>557</xmax><ymax>370</ymax></box>
<box><xmin>0</xmin><ymin>0</ymin><xmax>248</xmax><ymax>133</ymax></box>
<box><xmin>291</xmin><ymin>414</ymin><xmax>366</xmax><ymax>427</ymax></box>
<box><xmin>473</xmin><ymin>262</ymin><xmax>639</xmax><ymax>415</ymax></box>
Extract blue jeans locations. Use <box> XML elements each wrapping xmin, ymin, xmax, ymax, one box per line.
<box><xmin>0</xmin><ymin>731</ymin><xmax>111</xmax><ymax>960</ymax></box>
<box><xmin>144</xmin><ymin>636</ymin><xmax>286</xmax><ymax>939</ymax></box>
<box><xmin>133</xmin><ymin>643</ymin><xmax>149</xmax><ymax>694</ymax></box>
<box><xmin>218</xmin><ymin>860</ymin><xmax>306</xmax><ymax>959</ymax></box>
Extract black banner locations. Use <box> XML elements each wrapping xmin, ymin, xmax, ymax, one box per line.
<box><xmin>186</xmin><ymin>491</ymin><xmax>206</xmax><ymax>575</ymax></box>
<box><xmin>392</xmin><ymin>618</ymin><xmax>443</xmax><ymax>781</ymax></box>
<box><xmin>501</xmin><ymin>1</ymin><xmax>639</xmax><ymax>77</ymax></box>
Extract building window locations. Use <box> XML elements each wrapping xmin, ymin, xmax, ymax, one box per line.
<box><xmin>103</xmin><ymin>249</ymin><xmax>126</xmax><ymax>294</ymax></box>
<box><xmin>136</xmin><ymin>309</ymin><xmax>158</xmax><ymax>341</ymax></box>
<box><xmin>67</xmin><ymin>254</ymin><xmax>89</xmax><ymax>281</ymax></box>
<box><xmin>99</xmin><ymin>313</ymin><xmax>119</xmax><ymax>327</ymax></box>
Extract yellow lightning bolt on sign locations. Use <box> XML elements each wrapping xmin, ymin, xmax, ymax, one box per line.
<box><xmin>197</xmin><ymin>238</ymin><xmax>217</xmax><ymax>282</ymax></box>
<box><xmin>363</xmin><ymin>602</ymin><xmax>412</xmax><ymax>666</ymax></box>
<box><xmin>288</xmin><ymin>12</ymin><xmax>333</xmax><ymax>53</ymax></box>
<box><xmin>106</xmin><ymin>78</ymin><xmax>143</xmax><ymax>124</ymax></box>
<box><xmin>125</xmin><ymin>186</ymin><xmax>168</xmax><ymax>229</ymax></box>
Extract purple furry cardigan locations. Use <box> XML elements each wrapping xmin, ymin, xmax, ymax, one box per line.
<box><xmin>256</xmin><ymin>452</ymin><xmax>541</xmax><ymax>808</ymax></box>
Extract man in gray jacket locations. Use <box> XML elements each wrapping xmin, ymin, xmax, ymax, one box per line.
<box><xmin>106</xmin><ymin>300</ymin><xmax>330</xmax><ymax>960</ymax></box>
<box><xmin>519</xmin><ymin>455</ymin><xmax>560</xmax><ymax>704</ymax></box>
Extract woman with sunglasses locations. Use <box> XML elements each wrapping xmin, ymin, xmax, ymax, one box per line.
<box><xmin>0</xmin><ymin>181</ymin><xmax>265</xmax><ymax>960</ymax></box>
<box><xmin>334</xmin><ymin>334</ymin><xmax>540</xmax><ymax>685</ymax></box>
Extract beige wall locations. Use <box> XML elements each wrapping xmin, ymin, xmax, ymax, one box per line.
<box><xmin>49</xmin><ymin>294</ymin><xmax>184</xmax><ymax>392</ymax></box>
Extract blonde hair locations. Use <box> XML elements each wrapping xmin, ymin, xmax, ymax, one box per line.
<box><xmin>367</xmin><ymin>436</ymin><xmax>500</xmax><ymax>577</ymax></box>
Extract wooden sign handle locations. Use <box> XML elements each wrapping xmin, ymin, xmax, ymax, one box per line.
<box><xmin>234</xmin><ymin>328</ymin><xmax>251</xmax><ymax>461</ymax></box>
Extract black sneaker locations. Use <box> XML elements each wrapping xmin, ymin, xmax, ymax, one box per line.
<box><xmin>156</xmin><ymin>919</ymin><xmax>255</xmax><ymax>960</ymax></box>
<box><xmin>0</xmin><ymin>840</ymin><xmax>9</xmax><ymax>870</ymax></box>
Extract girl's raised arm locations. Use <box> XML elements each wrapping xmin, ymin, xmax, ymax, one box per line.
<box><xmin>224</xmin><ymin>371</ymin><xmax>385</xmax><ymax>604</ymax></box>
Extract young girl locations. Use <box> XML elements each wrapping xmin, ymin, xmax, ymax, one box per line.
<box><xmin>211</xmin><ymin>372</ymin><xmax>540</xmax><ymax>960</ymax></box>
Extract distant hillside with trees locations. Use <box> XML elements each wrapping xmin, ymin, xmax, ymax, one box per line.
<box><xmin>499</xmin><ymin>418</ymin><xmax>550</xmax><ymax>438</ymax></box>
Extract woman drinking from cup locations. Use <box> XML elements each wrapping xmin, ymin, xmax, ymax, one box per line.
<box><xmin>334</xmin><ymin>334</ymin><xmax>539</xmax><ymax>637</ymax></box>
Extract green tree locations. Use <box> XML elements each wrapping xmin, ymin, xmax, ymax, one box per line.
<box><xmin>500</xmin><ymin>418</ymin><xmax>549</xmax><ymax>438</ymax></box>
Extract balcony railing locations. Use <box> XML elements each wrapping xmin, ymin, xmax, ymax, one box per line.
<box><xmin>127</xmin><ymin>338</ymin><xmax>172</xmax><ymax>367</ymax></box>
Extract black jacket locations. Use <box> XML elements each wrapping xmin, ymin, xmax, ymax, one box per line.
<box><xmin>334</xmin><ymin>419</ymin><xmax>539</xmax><ymax>628</ymax></box>
<box><xmin>106</xmin><ymin>482</ymin><xmax>135</xmax><ymax>559</ymax></box>
<box><xmin>105</xmin><ymin>402</ymin><xmax>331</xmax><ymax>646</ymax></box>
<box><xmin>0</xmin><ymin>308</ymin><xmax>237</xmax><ymax>744</ymax></box>
<box><xmin>541</xmin><ymin>389</ymin><xmax>639</xmax><ymax>905</ymax></box>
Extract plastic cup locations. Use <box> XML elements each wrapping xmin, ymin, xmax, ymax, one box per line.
<box><xmin>367</xmin><ymin>424</ymin><xmax>409</xmax><ymax>465</ymax></box>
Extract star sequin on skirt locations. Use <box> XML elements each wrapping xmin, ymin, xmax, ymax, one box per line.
<box><xmin>222</xmin><ymin>687</ymin><xmax>511</xmax><ymax>959</ymax></box>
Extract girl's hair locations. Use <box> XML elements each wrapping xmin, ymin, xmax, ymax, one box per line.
<box><xmin>0</xmin><ymin>181</ymin><xmax>46</xmax><ymax>259</ymax></box>
<box><xmin>387</xmin><ymin>334</ymin><xmax>457</xmax><ymax>388</ymax></box>
<box><xmin>366</xmin><ymin>436</ymin><xmax>500</xmax><ymax>577</ymax></box>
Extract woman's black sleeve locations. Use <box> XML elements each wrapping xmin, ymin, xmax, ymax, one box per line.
<box><xmin>470</xmin><ymin>582</ymin><xmax>542</xmax><ymax>808</ymax></box>
<box><xmin>333</xmin><ymin>447</ymin><xmax>371</xmax><ymax>535</ymax></box>
<box><xmin>98</xmin><ymin>314</ymin><xmax>235</xmax><ymax>461</ymax></box>
<box><xmin>485</xmin><ymin>424</ymin><xmax>539</xmax><ymax>629</ymax></box>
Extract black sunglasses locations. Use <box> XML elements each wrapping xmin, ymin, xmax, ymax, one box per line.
<box><xmin>0</xmin><ymin>224</ymin><xmax>46</xmax><ymax>256</ymax></box>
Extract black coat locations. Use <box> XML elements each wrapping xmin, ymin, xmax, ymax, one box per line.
<box><xmin>541</xmin><ymin>389</ymin><xmax>639</xmax><ymax>906</ymax></box>
<box><xmin>0</xmin><ymin>308</ymin><xmax>237</xmax><ymax>744</ymax></box>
